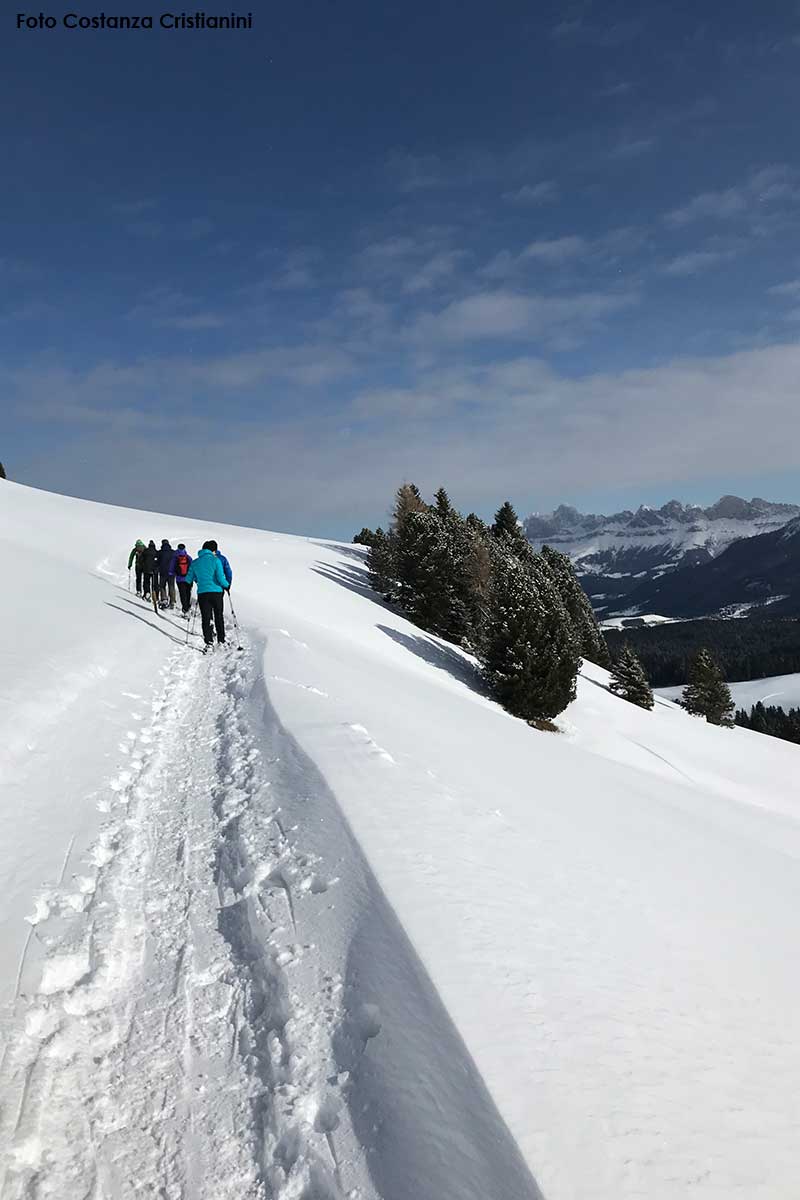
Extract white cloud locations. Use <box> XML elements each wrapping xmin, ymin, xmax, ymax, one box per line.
<box><xmin>502</xmin><ymin>181</ymin><xmax>559</xmax><ymax>206</ymax></box>
<box><xmin>523</xmin><ymin>236</ymin><xmax>586</xmax><ymax>264</ymax></box>
<box><xmin>268</xmin><ymin>248</ymin><xmax>321</xmax><ymax>291</ymax></box>
<box><xmin>665</xmin><ymin>165</ymin><xmax>798</xmax><ymax>227</ymax></box>
<box><xmin>610</xmin><ymin>137</ymin><xmax>657</xmax><ymax>159</ymax></box>
<box><xmin>11</xmin><ymin>340</ymin><xmax>800</xmax><ymax>533</ymax></box>
<box><xmin>662</xmin><ymin>249</ymin><xmax>736</xmax><ymax>276</ymax></box>
<box><xmin>127</xmin><ymin>286</ymin><xmax>226</xmax><ymax>329</ymax></box>
<box><xmin>481</xmin><ymin>227</ymin><xmax>646</xmax><ymax>280</ymax></box>
<box><xmin>410</xmin><ymin>288</ymin><xmax>637</xmax><ymax>344</ymax></box>
<box><xmin>767</xmin><ymin>279</ymin><xmax>800</xmax><ymax>296</ymax></box>
<box><xmin>596</xmin><ymin>81</ymin><xmax>633</xmax><ymax>97</ymax></box>
<box><xmin>159</xmin><ymin>313</ymin><xmax>226</xmax><ymax>330</ymax></box>
<box><xmin>550</xmin><ymin>18</ymin><xmax>583</xmax><ymax>38</ymax></box>
<box><xmin>403</xmin><ymin>250</ymin><xmax>467</xmax><ymax>294</ymax></box>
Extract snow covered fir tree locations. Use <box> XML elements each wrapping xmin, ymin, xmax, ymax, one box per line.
<box><xmin>681</xmin><ymin>648</ymin><xmax>735</xmax><ymax>726</ymax></box>
<box><xmin>359</xmin><ymin>485</ymin><xmax>609</xmax><ymax>724</ymax></box>
<box><xmin>482</xmin><ymin>547</ymin><xmax>581</xmax><ymax>722</ymax></box>
<box><xmin>540</xmin><ymin>544</ymin><xmax>611</xmax><ymax>668</ymax></box>
<box><xmin>609</xmin><ymin>646</ymin><xmax>655</xmax><ymax>710</ymax></box>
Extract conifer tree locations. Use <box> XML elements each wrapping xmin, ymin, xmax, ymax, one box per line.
<box><xmin>748</xmin><ymin>701</ymin><xmax>768</xmax><ymax>734</ymax></box>
<box><xmin>353</xmin><ymin>527</ymin><xmax>377</xmax><ymax>547</ymax></box>
<box><xmin>392</xmin><ymin>482</ymin><xmax>427</xmax><ymax>530</ymax></box>
<box><xmin>434</xmin><ymin>486</ymin><xmax>452</xmax><ymax>518</ymax></box>
<box><xmin>482</xmin><ymin>549</ymin><xmax>580</xmax><ymax>721</ymax></box>
<box><xmin>366</xmin><ymin>527</ymin><xmax>396</xmax><ymax>595</ymax></box>
<box><xmin>490</xmin><ymin>500</ymin><xmax>532</xmax><ymax>564</ymax></box>
<box><xmin>681</xmin><ymin>648</ymin><xmax>735</xmax><ymax>726</ymax></box>
<box><xmin>394</xmin><ymin>508</ymin><xmax>448</xmax><ymax>631</ymax></box>
<box><xmin>464</xmin><ymin>523</ymin><xmax>493</xmax><ymax>651</ymax></box>
<box><xmin>541</xmin><ymin>544</ymin><xmax>611</xmax><ymax>667</ymax></box>
<box><xmin>609</xmin><ymin>645</ymin><xmax>654</xmax><ymax>709</ymax></box>
<box><xmin>395</xmin><ymin>507</ymin><xmax>474</xmax><ymax>642</ymax></box>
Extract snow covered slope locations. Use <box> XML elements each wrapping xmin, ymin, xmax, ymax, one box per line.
<box><xmin>1</xmin><ymin>480</ymin><xmax>799</xmax><ymax>1200</ymax></box>
<box><xmin>659</xmin><ymin>671</ymin><xmax>800</xmax><ymax>710</ymax></box>
<box><xmin>524</xmin><ymin>495</ymin><xmax>800</xmax><ymax>614</ymax></box>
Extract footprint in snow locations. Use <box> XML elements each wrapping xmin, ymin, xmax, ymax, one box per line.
<box><xmin>270</xmin><ymin>675</ymin><xmax>328</xmax><ymax>697</ymax></box>
<box><xmin>347</xmin><ymin>723</ymin><xmax>395</xmax><ymax>764</ymax></box>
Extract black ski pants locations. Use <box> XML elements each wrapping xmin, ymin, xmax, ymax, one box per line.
<box><xmin>177</xmin><ymin>580</ymin><xmax>192</xmax><ymax>613</ymax></box>
<box><xmin>134</xmin><ymin>564</ymin><xmax>144</xmax><ymax>593</ymax></box>
<box><xmin>143</xmin><ymin>570</ymin><xmax>159</xmax><ymax>597</ymax></box>
<box><xmin>198</xmin><ymin>591</ymin><xmax>225</xmax><ymax>644</ymax></box>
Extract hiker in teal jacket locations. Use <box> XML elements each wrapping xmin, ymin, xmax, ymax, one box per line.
<box><xmin>186</xmin><ymin>544</ymin><xmax>229</xmax><ymax>649</ymax></box>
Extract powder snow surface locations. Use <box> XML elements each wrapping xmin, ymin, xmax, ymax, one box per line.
<box><xmin>660</xmin><ymin>672</ymin><xmax>800</xmax><ymax>712</ymax></box>
<box><xmin>0</xmin><ymin>481</ymin><xmax>799</xmax><ymax>1200</ymax></box>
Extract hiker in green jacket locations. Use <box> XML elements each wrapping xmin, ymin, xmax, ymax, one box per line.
<box><xmin>127</xmin><ymin>540</ymin><xmax>146</xmax><ymax>596</ymax></box>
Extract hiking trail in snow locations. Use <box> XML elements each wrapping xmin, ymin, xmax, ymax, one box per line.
<box><xmin>0</xmin><ymin>607</ymin><xmax>542</xmax><ymax>1200</ymax></box>
<box><xmin>0</xmin><ymin>639</ymin><xmax>371</xmax><ymax>1199</ymax></box>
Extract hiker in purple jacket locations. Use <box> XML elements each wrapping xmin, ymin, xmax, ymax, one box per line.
<box><xmin>157</xmin><ymin>539</ymin><xmax>176</xmax><ymax>608</ymax></box>
<box><xmin>169</xmin><ymin>543</ymin><xmax>194</xmax><ymax>616</ymax></box>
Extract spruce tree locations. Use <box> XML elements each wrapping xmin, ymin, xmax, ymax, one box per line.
<box><xmin>609</xmin><ymin>645</ymin><xmax>654</xmax><ymax>709</ymax></box>
<box><xmin>395</xmin><ymin>508</ymin><xmax>474</xmax><ymax>642</ymax></box>
<box><xmin>395</xmin><ymin>509</ymin><xmax>449</xmax><ymax>632</ymax></box>
<box><xmin>541</xmin><ymin>544</ymin><xmax>611</xmax><ymax>667</ymax></box>
<box><xmin>366</xmin><ymin>527</ymin><xmax>396</xmax><ymax>595</ymax></box>
<box><xmin>490</xmin><ymin>502</ymin><xmax>535</xmax><ymax>574</ymax></box>
<box><xmin>434</xmin><ymin>486</ymin><xmax>452</xmax><ymax>518</ymax></box>
<box><xmin>353</xmin><ymin>527</ymin><xmax>377</xmax><ymax>547</ymax></box>
<box><xmin>681</xmin><ymin>649</ymin><xmax>735</xmax><ymax>726</ymax></box>
<box><xmin>482</xmin><ymin>548</ymin><xmax>580</xmax><ymax>722</ymax></box>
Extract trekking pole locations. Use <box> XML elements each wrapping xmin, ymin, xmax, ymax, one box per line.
<box><xmin>188</xmin><ymin>600</ymin><xmax>198</xmax><ymax>646</ymax></box>
<box><xmin>226</xmin><ymin>590</ymin><xmax>243</xmax><ymax>651</ymax></box>
<box><xmin>127</xmin><ymin>569</ymin><xmax>131</xmax><ymax>592</ymax></box>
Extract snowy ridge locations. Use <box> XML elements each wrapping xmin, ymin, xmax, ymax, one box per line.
<box><xmin>2</xmin><ymin>480</ymin><xmax>800</xmax><ymax>1198</ymax></box>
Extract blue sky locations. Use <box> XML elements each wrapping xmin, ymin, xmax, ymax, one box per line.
<box><xmin>3</xmin><ymin>0</ymin><xmax>800</xmax><ymax>536</ymax></box>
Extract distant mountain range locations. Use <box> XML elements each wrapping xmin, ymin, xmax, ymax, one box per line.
<box><xmin>524</xmin><ymin>495</ymin><xmax>800</xmax><ymax>618</ymax></box>
<box><xmin>620</xmin><ymin>516</ymin><xmax>800</xmax><ymax>619</ymax></box>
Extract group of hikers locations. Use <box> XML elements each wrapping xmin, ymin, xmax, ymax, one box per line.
<box><xmin>127</xmin><ymin>538</ymin><xmax>233</xmax><ymax>650</ymax></box>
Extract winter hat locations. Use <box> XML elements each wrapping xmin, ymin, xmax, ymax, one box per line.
<box><xmin>148</xmin><ymin>540</ymin><xmax>156</xmax><ymax>549</ymax></box>
<box><xmin>135</xmin><ymin>539</ymin><xmax>144</xmax><ymax>547</ymax></box>
<box><xmin>177</xmin><ymin>543</ymin><xmax>186</xmax><ymax>550</ymax></box>
<box><xmin>206</xmin><ymin>539</ymin><xmax>218</xmax><ymax>552</ymax></box>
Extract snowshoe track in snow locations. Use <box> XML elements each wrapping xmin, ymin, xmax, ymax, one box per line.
<box><xmin>1</xmin><ymin>619</ymin><xmax>542</xmax><ymax>1200</ymax></box>
<box><xmin>0</xmin><ymin>640</ymin><xmax>358</xmax><ymax>1199</ymax></box>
